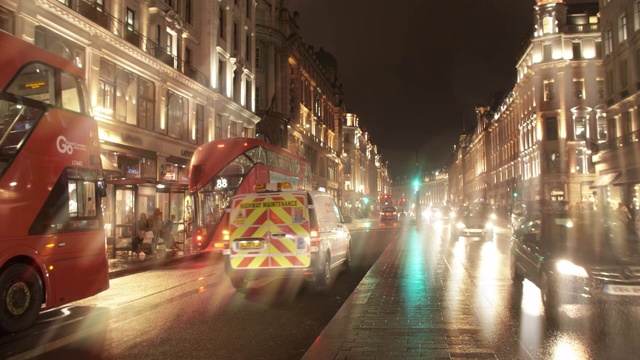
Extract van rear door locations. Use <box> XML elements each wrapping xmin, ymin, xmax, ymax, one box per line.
<box><xmin>229</xmin><ymin>192</ymin><xmax>311</xmax><ymax>269</ymax></box>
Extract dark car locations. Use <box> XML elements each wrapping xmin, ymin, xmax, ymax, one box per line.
<box><xmin>510</xmin><ymin>210</ymin><xmax>640</xmax><ymax>320</ymax></box>
<box><xmin>452</xmin><ymin>204</ymin><xmax>496</xmax><ymax>240</ymax></box>
<box><xmin>380</xmin><ymin>206</ymin><xmax>399</xmax><ymax>226</ymax></box>
<box><xmin>510</xmin><ymin>200</ymin><xmax>565</xmax><ymax>232</ymax></box>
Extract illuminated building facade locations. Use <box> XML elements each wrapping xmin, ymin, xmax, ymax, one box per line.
<box><xmin>593</xmin><ymin>0</ymin><xmax>640</xmax><ymax>210</ymax></box>
<box><xmin>448</xmin><ymin>0</ymin><xmax>603</xmax><ymax>210</ymax></box>
<box><xmin>254</xmin><ymin>1</ymin><xmax>343</xmax><ymax>201</ymax></box>
<box><xmin>0</xmin><ymin>0</ymin><xmax>258</xmax><ymax>256</ymax></box>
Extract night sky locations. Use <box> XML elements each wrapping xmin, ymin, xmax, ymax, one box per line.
<box><xmin>286</xmin><ymin>0</ymin><xmax>536</xmax><ymax>177</ymax></box>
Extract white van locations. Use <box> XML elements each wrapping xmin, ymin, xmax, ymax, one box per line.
<box><xmin>223</xmin><ymin>183</ymin><xmax>351</xmax><ymax>291</ymax></box>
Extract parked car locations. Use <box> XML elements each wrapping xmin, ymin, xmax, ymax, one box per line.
<box><xmin>380</xmin><ymin>206</ymin><xmax>400</xmax><ymax>226</ymax></box>
<box><xmin>452</xmin><ymin>204</ymin><xmax>496</xmax><ymax>240</ymax></box>
<box><xmin>510</xmin><ymin>209</ymin><xmax>640</xmax><ymax>320</ymax></box>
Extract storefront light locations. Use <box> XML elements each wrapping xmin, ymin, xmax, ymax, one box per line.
<box><xmin>156</xmin><ymin>184</ymin><xmax>166</xmax><ymax>189</ymax></box>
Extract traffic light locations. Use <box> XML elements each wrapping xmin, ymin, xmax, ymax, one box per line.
<box><xmin>413</xmin><ymin>178</ymin><xmax>420</xmax><ymax>192</ymax></box>
<box><xmin>363</xmin><ymin>196</ymin><xmax>369</xmax><ymax>204</ymax></box>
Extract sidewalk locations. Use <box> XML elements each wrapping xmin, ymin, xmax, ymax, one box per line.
<box><xmin>302</xmin><ymin>222</ymin><xmax>503</xmax><ymax>360</ymax></box>
<box><xmin>108</xmin><ymin>220</ymin><xmax>372</xmax><ymax>278</ymax></box>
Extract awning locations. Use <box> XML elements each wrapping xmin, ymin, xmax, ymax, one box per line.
<box><xmin>613</xmin><ymin>168</ymin><xmax>640</xmax><ymax>185</ymax></box>
<box><xmin>590</xmin><ymin>172</ymin><xmax>619</xmax><ymax>188</ymax></box>
<box><xmin>166</xmin><ymin>155</ymin><xmax>190</xmax><ymax>166</ymax></box>
<box><xmin>100</xmin><ymin>154</ymin><xmax>122</xmax><ymax>174</ymax></box>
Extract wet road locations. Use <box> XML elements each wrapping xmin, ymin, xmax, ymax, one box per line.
<box><xmin>2</xmin><ymin>218</ymin><xmax>640</xmax><ymax>359</ymax></box>
<box><xmin>424</xmin><ymin>219</ymin><xmax>640</xmax><ymax>359</ymax></box>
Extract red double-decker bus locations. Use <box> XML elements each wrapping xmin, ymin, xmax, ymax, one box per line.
<box><xmin>0</xmin><ymin>32</ymin><xmax>109</xmax><ymax>333</ymax></box>
<box><xmin>189</xmin><ymin>138</ymin><xmax>310</xmax><ymax>252</ymax></box>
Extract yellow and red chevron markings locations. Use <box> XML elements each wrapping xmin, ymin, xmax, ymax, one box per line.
<box><xmin>229</xmin><ymin>193</ymin><xmax>311</xmax><ymax>269</ymax></box>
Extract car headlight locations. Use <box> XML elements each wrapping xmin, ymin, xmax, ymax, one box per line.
<box><xmin>555</xmin><ymin>260</ymin><xmax>588</xmax><ymax>278</ymax></box>
<box><xmin>485</xmin><ymin>221</ymin><xmax>494</xmax><ymax>230</ymax></box>
<box><xmin>450</xmin><ymin>211</ymin><xmax>456</xmax><ymax>218</ymax></box>
<box><xmin>456</xmin><ymin>221</ymin><xmax>465</xmax><ymax>229</ymax></box>
<box><xmin>490</xmin><ymin>213</ymin><xmax>497</xmax><ymax>220</ymax></box>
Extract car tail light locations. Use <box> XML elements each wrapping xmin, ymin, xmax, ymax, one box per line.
<box><xmin>222</xmin><ymin>229</ymin><xmax>230</xmax><ymax>241</ymax></box>
<box><xmin>310</xmin><ymin>227</ymin><xmax>319</xmax><ymax>252</ymax></box>
<box><xmin>196</xmin><ymin>231</ymin><xmax>203</xmax><ymax>246</ymax></box>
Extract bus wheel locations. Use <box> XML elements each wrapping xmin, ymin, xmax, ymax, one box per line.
<box><xmin>0</xmin><ymin>264</ymin><xmax>43</xmax><ymax>333</ymax></box>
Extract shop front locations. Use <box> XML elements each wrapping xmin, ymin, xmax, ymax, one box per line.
<box><xmin>100</xmin><ymin>141</ymin><xmax>193</xmax><ymax>258</ymax></box>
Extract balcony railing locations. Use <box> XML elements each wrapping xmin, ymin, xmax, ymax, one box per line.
<box><xmin>561</xmin><ymin>23</ymin><xmax>600</xmax><ymax>34</ymax></box>
<box><xmin>598</xmin><ymin>129</ymin><xmax>640</xmax><ymax>151</ymax></box>
<box><xmin>67</xmin><ymin>1</ymin><xmax>210</xmax><ymax>88</ymax></box>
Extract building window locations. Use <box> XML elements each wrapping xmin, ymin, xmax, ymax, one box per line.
<box><xmin>619</xmin><ymin>14</ymin><xmax>628</xmax><ymax>43</ymax></box>
<box><xmin>138</xmin><ymin>78</ymin><xmax>155</xmax><ymax>131</ymax></box>
<box><xmin>546</xmin><ymin>117</ymin><xmax>558</xmax><ymax>141</ymax></box>
<box><xmin>596</xmin><ymin>78</ymin><xmax>605</xmax><ymax>100</ymax></box>
<box><xmin>635</xmin><ymin>1</ymin><xmax>640</xmax><ymax>31</ymax></box>
<box><xmin>572</xmin><ymin>42</ymin><xmax>582</xmax><ymax>60</ymax></box>
<box><xmin>233</xmin><ymin>22</ymin><xmax>238</xmax><ymax>51</ymax></box>
<box><xmin>215</xmin><ymin>115</ymin><xmax>223</xmax><ymax>140</ymax></box>
<box><xmin>255</xmin><ymin>46</ymin><xmax>261</xmax><ymax>69</ymax></box>
<box><xmin>218</xmin><ymin>58</ymin><xmax>226</xmax><ymax>93</ymax></box>
<box><xmin>605</xmin><ymin>29</ymin><xmax>613</xmax><ymax>55</ymax></box>
<box><xmin>255</xmin><ymin>86</ymin><xmax>261</xmax><ymax>110</ymax></box>
<box><xmin>219</xmin><ymin>7</ymin><xmax>224</xmax><ymax>39</ymax></box>
<box><xmin>573</xmin><ymin>78</ymin><xmax>585</xmax><ymax>99</ymax></box>
<box><xmin>543</xmin><ymin>80</ymin><xmax>555</xmax><ymax>101</ymax></box>
<box><xmin>624</xmin><ymin>110</ymin><xmax>633</xmax><ymax>134</ymax></box>
<box><xmin>597</xmin><ymin>114</ymin><xmax>607</xmax><ymax>141</ymax></box>
<box><xmin>245</xmin><ymin>35</ymin><xmax>250</xmax><ymax>61</ymax></box>
<box><xmin>166</xmin><ymin>90</ymin><xmax>188</xmax><ymax>140</ymax></box>
<box><xmin>98</xmin><ymin>59</ymin><xmax>115</xmax><ymax>118</ymax></box>
<box><xmin>606</xmin><ymin>69</ymin><xmax>614</xmax><ymax>97</ymax></box>
<box><xmin>542</xmin><ymin>16</ymin><xmax>554</xmax><ymax>34</ymax></box>
<box><xmin>185</xmin><ymin>0</ymin><xmax>192</xmax><ymax>25</ymax></box>
<box><xmin>596</xmin><ymin>41</ymin><xmax>603</xmax><ymax>59</ymax></box>
<box><xmin>574</xmin><ymin>116</ymin><xmax>586</xmax><ymax>140</ymax></box>
<box><xmin>195</xmin><ymin>104</ymin><xmax>204</xmax><ymax>144</ymax></box>
<box><xmin>620</xmin><ymin>60</ymin><xmax>629</xmax><ymax>89</ymax></box>
<box><xmin>245</xmin><ymin>79</ymin><xmax>251</xmax><ymax>110</ymax></box>
<box><xmin>126</xmin><ymin>8</ymin><xmax>135</xmax><ymax>32</ymax></box>
<box><xmin>229</xmin><ymin>121</ymin><xmax>238</xmax><ymax>138</ymax></box>
<box><xmin>543</xmin><ymin>43</ymin><xmax>552</xmax><ymax>62</ymax></box>
<box><xmin>246</xmin><ymin>0</ymin><xmax>251</xmax><ymax>18</ymax></box>
<box><xmin>115</xmin><ymin>68</ymin><xmax>137</xmax><ymax>125</ymax></box>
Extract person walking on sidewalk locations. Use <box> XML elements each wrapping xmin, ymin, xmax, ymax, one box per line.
<box><xmin>133</xmin><ymin>213</ymin><xmax>148</xmax><ymax>256</ymax></box>
<box><xmin>147</xmin><ymin>208</ymin><xmax>163</xmax><ymax>255</ymax></box>
<box><xmin>162</xmin><ymin>214</ymin><xmax>180</xmax><ymax>251</ymax></box>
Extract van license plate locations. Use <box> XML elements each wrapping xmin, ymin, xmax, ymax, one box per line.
<box><xmin>605</xmin><ymin>285</ymin><xmax>640</xmax><ymax>296</ymax></box>
<box><xmin>237</xmin><ymin>240</ymin><xmax>264</xmax><ymax>250</ymax></box>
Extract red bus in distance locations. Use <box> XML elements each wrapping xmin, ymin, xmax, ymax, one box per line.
<box><xmin>0</xmin><ymin>31</ymin><xmax>110</xmax><ymax>333</ymax></box>
<box><xmin>188</xmin><ymin>138</ymin><xmax>310</xmax><ymax>253</ymax></box>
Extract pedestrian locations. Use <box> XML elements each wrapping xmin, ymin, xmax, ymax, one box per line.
<box><xmin>615</xmin><ymin>202</ymin><xmax>632</xmax><ymax>229</ymax></box>
<box><xmin>147</xmin><ymin>208</ymin><xmax>163</xmax><ymax>255</ymax></box>
<box><xmin>133</xmin><ymin>213</ymin><xmax>148</xmax><ymax>256</ymax></box>
<box><xmin>162</xmin><ymin>214</ymin><xmax>180</xmax><ymax>251</ymax></box>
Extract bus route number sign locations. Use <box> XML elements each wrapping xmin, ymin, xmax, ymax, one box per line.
<box><xmin>216</xmin><ymin>177</ymin><xmax>228</xmax><ymax>189</ymax></box>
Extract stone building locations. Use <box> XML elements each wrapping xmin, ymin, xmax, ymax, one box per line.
<box><xmin>0</xmin><ymin>0</ymin><xmax>259</xmax><ymax>255</ymax></box>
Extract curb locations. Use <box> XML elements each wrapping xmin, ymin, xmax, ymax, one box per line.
<box><xmin>109</xmin><ymin>252</ymin><xmax>209</xmax><ymax>279</ymax></box>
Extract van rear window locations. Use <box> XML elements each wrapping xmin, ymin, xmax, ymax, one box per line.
<box><xmin>307</xmin><ymin>193</ymin><xmax>318</xmax><ymax>229</ymax></box>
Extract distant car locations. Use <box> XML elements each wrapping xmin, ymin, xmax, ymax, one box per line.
<box><xmin>452</xmin><ymin>204</ymin><xmax>496</xmax><ymax>240</ymax></box>
<box><xmin>510</xmin><ymin>200</ymin><xmax>564</xmax><ymax>231</ymax></box>
<box><xmin>430</xmin><ymin>206</ymin><xmax>455</xmax><ymax>223</ymax></box>
<box><xmin>510</xmin><ymin>209</ymin><xmax>640</xmax><ymax>320</ymax></box>
<box><xmin>380</xmin><ymin>206</ymin><xmax>400</xmax><ymax>226</ymax></box>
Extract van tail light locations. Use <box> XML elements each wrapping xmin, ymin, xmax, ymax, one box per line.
<box><xmin>196</xmin><ymin>232</ymin><xmax>203</xmax><ymax>246</ymax></box>
<box><xmin>222</xmin><ymin>229</ymin><xmax>230</xmax><ymax>241</ymax></box>
<box><xmin>310</xmin><ymin>228</ymin><xmax>319</xmax><ymax>252</ymax></box>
